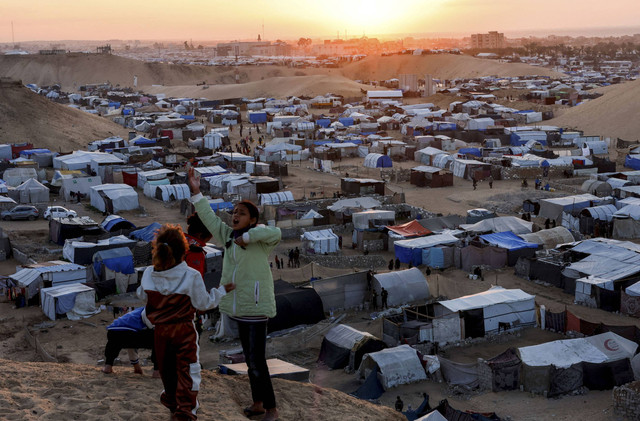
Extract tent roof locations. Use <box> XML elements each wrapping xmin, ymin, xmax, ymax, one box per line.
<box><xmin>324</xmin><ymin>324</ymin><xmax>375</xmax><ymax>350</ymax></box>
<box><xmin>439</xmin><ymin>286</ymin><xmax>534</xmax><ymax>313</ymax></box>
<box><xmin>386</xmin><ymin>220</ymin><xmax>432</xmax><ymax>238</ymax></box>
<box><xmin>394</xmin><ymin>232</ymin><xmax>458</xmax><ymax>249</ymax></box>
<box><xmin>460</xmin><ymin>216</ymin><xmax>533</xmax><ymax>235</ymax></box>
<box><xmin>518</xmin><ymin>332</ymin><xmax>637</xmax><ymax>368</ymax></box>
<box><xmin>479</xmin><ymin>231</ymin><xmax>539</xmax><ymax>250</ymax></box>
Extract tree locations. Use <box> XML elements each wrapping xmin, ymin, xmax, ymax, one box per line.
<box><xmin>297</xmin><ymin>37</ymin><xmax>312</xmax><ymax>48</ymax></box>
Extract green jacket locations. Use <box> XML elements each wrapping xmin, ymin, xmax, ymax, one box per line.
<box><xmin>194</xmin><ymin>196</ymin><xmax>281</xmax><ymax>318</ymax></box>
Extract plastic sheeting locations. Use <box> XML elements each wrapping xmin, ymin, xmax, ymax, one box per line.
<box><xmin>301</xmin><ymin>229</ymin><xmax>339</xmax><ymax>254</ymax></box>
<box><xmin>480</xmin><ymin>231</ymin><xmax>539</xmax><ymax>251</ymax></box>
<box><xmin>357</xmin><ymin>345</ymin><xmax>427</xmax><ymax>389</ymax></box>
<box><xmin>372</xmin><ymin>268</ymin><xmax>430</xmax><ymax>307</ymax></box>
<box><xmin>461</xmin><ymin>216</ymin><xmax>533</xmax><ymax>235</ymax></box>
<box><xmin>438</xmin><ymin>357</ymin><xmax>479</xmax><ymax>389</ymax></box>
<box><xmin>40</xmin><ymin>284</ymin><xmax>97</xmax><ymax>321</ymax></box>
<box><xmin>394</xmin><ymin>233</ymin><xmax>458</xmax><ymax>265</ymax></box>
<box><xmin>486</xmin><ymin>348</ymin><xmax>521</xmax><ymax>392</ymax></box>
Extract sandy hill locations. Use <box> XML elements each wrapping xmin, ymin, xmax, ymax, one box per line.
<box><xmin>0</xmin><ymin>80</ymin><xmax>129</xmax><ymax>151</ymax></box>
<box><xmin>340</xmin><ymin>54</ymin><xmax>562</xmax><ymax>81</ymax></box>
<box><xmin>0</xmin><ymin>358</ymin><xmax>403</xmax><ymax>421</ymax></box>
<box><xmin>0</xmin><ymin>54</ymin><xmax>330</xmax><ymax>91</ymax></box>
<box><xmin>547</xmin><ymin>79</ymin><xmax>640</xmax><ymax>141</ymax></box>
<box><xmin>142</xmin><ymin>74</ymin><xmax>372</xmax><ymax>100</ymax></box>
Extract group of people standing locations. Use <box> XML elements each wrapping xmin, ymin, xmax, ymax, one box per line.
<box><xmin>103</xmin><ymin>167</ymin><xmax>281</xmax><ymax>421</ymax></box>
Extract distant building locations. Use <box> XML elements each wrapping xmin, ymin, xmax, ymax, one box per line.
<box><xmin>471</xmin><ymin>31</ymin><xmax>505</xmax><ymax>49</ymax></box>
<box><xmin>215</xmin><ymin>41</ymin><xmax>291</xmax><ymax>57</ymax></box>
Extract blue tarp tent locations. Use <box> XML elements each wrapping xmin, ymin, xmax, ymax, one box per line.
<box><xmin>458</xmin><ymin>148</ymin><xmax>482</xmax><ymax>157</ymax></box>
<box><xmin>180</xmin><ymin>115</ymin><xmax>195</xmax><ymax>120</ymax></box>
<box><xmin>436</xmin><ymin>122</ymin><xmax>457</xmax><ymax>131</ymax></box>
<box><xmin>130</xmin><ymin>222</ymin><xmax>162</xmax><ymax>242</ymax></box>
<box><xmin>210</xmin><ymin>201</ymin><xmax>234</xmax><ymax>211</ymax></box>
<box><xmin>316</xmin><ymin>118</ymin><xmax>331</xmax><ymax>128</ymax></box>
<box><xmin>338</xmin><ymin>117</ymin><xmax>354</xmax><ymax>127</ymax></box>
<box><xmin>625</xmin><ymin>155</ymin><xmax>640</xmax><ymax>170</ymax></box>
<box><xmin>108</xmin><ymin>102</ymin><xmax>121</xmax><ymax>108</ymax></box>
<box><xmin>363</xmin><ymin>153</ymin><xmax>392</xmax><ymax>168</ymax></box>
<box><xmin>394</xmin><ymin>233</ymin><xmax>458</xmax><ymax>266</ymax></box>
<box><xmin>133</xmin><ymin>138</ymin><xmax>156</xmax><ymax>146</ymax></box>
<box><xmin>92</xmin><ymin>247</ymin><xmax>134</xmax><ymax>278</ymax></box>
<box><xmin>422</xmin><ymin>247</ymin><xmax>445</xmax><ymax>268</ymax></box>
<box><xmin>248</xmin><ymin>111</ymin><xmax>267</xmax><ymax>124</ymax></box>
<box><xmin>101</xmin><ymin>215</ymin><xmax>136</xmax><ymax>232</ymax></box>
<box><xmin>479</xmin><ymin>231</ymin><xmax>539</xmax><ymax>251</ymax></box>
<box><xmin>20</xmin><ymin>148</ymin><xmax>51</xmax><ymax>156</ymax></box>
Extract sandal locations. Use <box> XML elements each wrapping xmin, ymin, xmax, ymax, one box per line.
<box><xmin>243</xmin><ymin>407</ymin><xmax>266</xmax><ymax>418</ymax></box>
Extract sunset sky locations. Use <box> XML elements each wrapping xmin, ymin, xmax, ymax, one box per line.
<box><xmin>2</xmin><ymin>0</ymin><xmax>640</xmax><ymax>43</ymax></box>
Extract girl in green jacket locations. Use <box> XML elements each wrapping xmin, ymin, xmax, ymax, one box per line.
<box><xmin>188</xmin><ymin>168</ymin><xmax>280</xmax><ymax>421</ymax></box>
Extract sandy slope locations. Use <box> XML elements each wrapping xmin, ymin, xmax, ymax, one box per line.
<box><xmin>0</xmin><ymin>80</ymin><xmax>129</xmax><ymax>150</ymax></box>
<box><xmin>142</xmin><ymin>75</ymin><xmax>372</xmax><ymax>100</ymax></box>
<box><xmin>548</xmin><ymin>79</ymin><xmax>640</xmax><ymax>141</ymax></box>
<box><xmin>339</xmin><ymin>54</ymin><xmax>563</xmax><ymax>81</ymax></box>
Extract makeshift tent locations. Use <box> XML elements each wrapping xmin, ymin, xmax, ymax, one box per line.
<box><xmin>538</xmin><ymin>194</ymin><xmax>600</xmax><ymax>221</ymax></box>
<box><xmin>582</xmin><ymin>180</ymin><xmax>613</xmax><ymax>197</ymax></box>
<box><xmin>92</xmin><ymin>247</ymin><xmax>134</xmax><ymax>279</ymax></box>
<box><xmin>352</xmin><ymin>210</ymin><xmax>395</xmax><ymax>230</ymax></box>
<box><xmin>63</xmin><ymin>235</ymin><xmax>137</xmax><ymax>265</ymax></box>
<box><xmin>311</xmin><ymin>270</ymin><xmax>369</xmax><ymax>312</ymax></box>
<box><xmin>363</xmin><ymin>153</ymin><xmax>392</xmax><ymax>168</ymax></box>
<box><xmin>460</xmin><ymin>216</ymin><xmax>533</xmax><ymax>235</ymax></box>
<box><xmin>479</xmin><ymin>231</ymin><xmax>539</xmax><ymax>266</ymax></box>
<box><xmin>435</xmin><ymin>286</ymin><xmax>536</xmax><ymax>338</ymax></box>
<box><xmin>518</xmin><ymin>226</ymin><xmax>575</xmax><ymax>249</ymax></box>
<box><xmin>259</xmin><ymin>191</ymin><xmax>294</xmax><ymax>206</ymax></box>
<box><xmin>386</xmin><ymin>220</ymin><xmax>431</xmax><ymax>238</ymax></box>
<box><xmin>268</xmin><ymin>280</ymin><xmax>325</xmax><ymax>333</ymax></box>
<box><xmin>8</xmin><ymin>178</ymin><xmax>49</xmax><ymax>203</ymax></box>
<box><xmin>3</xmin><ymin>168</ymin><xmax>37</xmax><ymax>186</ymax></box>
<box><xmin>8</xmin><ymin>261</ymin><xmax>88</xmax><ymax>300</ymax></box>
<box><xmin>409</xmin><ymin>166</ymin><xmax>454</xmax><ymax>188</ymax></box>
<box><xmin>40</xmin><ymin>284</ymin><xmax>98</xmax><ymax>321</ymax></box>
<box><xmin>357</xmin><ymin>344</ymin><xmax>427</xmax><ymax>389</ymax></box>
<box><xmin>394</xmin><ymin>233</ymin><xmax>458</xmax><ymax>266</ymax></box>
<box><xmin>438</xmin><ymin>356</ymin><xmax>479</xmax><ymax>389</ymax></box>
<box><xmin>130</xmin><ymin>223</ymin><xmax>161</xmax><ymax>242</ymax></box>
<box><xmin>100</xmin><ymin>215</ymin><xmax>135</xmax><ymax>232</ymax></box>
<box><xmin>372</xmin><ymin>268</ymin><xmax>430</xmax><ymax>307</ymax></box>
<box><xmin>144</xmin><ymin>184</ymin><xmax>190</xmax><ymax>202</ymax></box>
<box><xmin>466</xmin><ymin>208</ymin><xmax>497</xmax><ymax>224</ymax></box>
<box><xmin>301</xmin><ymin>229</ymin><xmax>339</xmax><ymax>254</ymax></box>
<box><xmin>415</xmin><ymin>411</ymin><xmax>447</xmax><ymax>421</ymax></box>
<box><xmin>49</xmin><ymin>217</ymin><xmax>102</xmax><ymax>245</ymax></box>
<box><xmin>352</xmin><ymin>368</ymin><xmax>385</xmax><ymax>400</ymax></box>
<box><xmin>484</xmin><ymin>348</ymin><xmax>522</xmax><ymax>392</ymax></box>
<box><xmin>318</xmin><ymin>324</ymin><xmax>386</xmax><ymax>371</ymax></box>
<box><xmin>575</xmin><ymin>276</ymin><xmax>614</xmax><ymax>308</ymax></box>
<box><xmin>90</xmin><ymin>184</ymin><xmax>139</xmax><ymax>213</ymax></box>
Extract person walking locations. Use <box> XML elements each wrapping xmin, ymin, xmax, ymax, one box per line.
<box><xmin>394</xmin><ymin>258</ymin><xmax>401</xmax><ymax>270</ymax></box>
<box><xmin>395</xmin><ymin>396</ymin><xmax>404</xmax><ymax>412</ymax></box>
<box><xmin>137</xmin><ymin>225</ymin><xmax>233</xmax><ymax>421</ymax></box>
<box><xmin>188</xmin><ymin>168</ymin><xmax>281</xmax><ymax>421</ymax></box>
<box><xmin>371</xmin><ymin>289</ymin><xmax>378</xmax><ymax>311</ymax></box>
<box><xmin>381</xmin><ymin>287</ymin><xmax>389</xmax><ymax>309</ymax></box>
<box><xmin>275</xmin><ymin>256</ymin><xmax>281</xmax><ymax>270</ymax></box>
<box><xmin>488</xmin><ymin>175</ymin><xmax>493</xmax><ymax>189</ymax></box>
<box><xmin>425</xmin><ymin>266</ymin><xmax>431</xmax><ymax>280</ymax></box>
<box><xmin>388</xmin><ymin>259</ymin><xmax>394</xmax><ymax>271</ymax></box>
<box><xmin>472</xmin><ymin>178</ymin><xmax>477</xmax><ymax>190</ymax></box>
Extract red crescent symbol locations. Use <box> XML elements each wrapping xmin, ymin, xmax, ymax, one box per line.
<box><xmin>604</xmin><ymin>339</ymin><xmax>619</xmax><ymax>352</ymax></box>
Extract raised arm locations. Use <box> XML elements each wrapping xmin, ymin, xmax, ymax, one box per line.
<box><xmin>188</xmin><ymin>167</ymin><xmax>233</xmax><ymax>244</ymax></box>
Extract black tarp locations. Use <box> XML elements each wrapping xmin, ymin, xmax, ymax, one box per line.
<box><xmin>462</xmin><ymin>308</ymin><xmax>485</xmax><ymax>339</ymax></box>
<box><xmin>268</xmin><ymin>280</ymin><xmax>325</xmax><ymax>333</ymax></box>
<box><xmin>548</xmin><ymin>363</ymin><xmax>583</xmax><ymax>397</ymax></box>
<box><xmin>352</xmin><ymin>368</ymin><xmax>384</xmax><ymax>400</ymax></box>
<box><xmin>545</xmin><ymin>310</ymin><xmax>566</xmax><ymax>333</ymax></box>
<box><xmin>318</xmin><ymin>339</ymin><xmax>350</xmax><ymax>369</ymax></box>
<box><xmin>595</xmin><ymin>287</ymin><xmax>621</xmax><ymax>312</ymax></box>
<box><xmin>529</xmin><ymin>259</ymin><xmax>563</xmax><ymax>288</ymax></box>
<box><xmin>583</xmin><ymin>359</ymin><xmax>634</xmax><ymax>390</ymax></box>
<box><xmin>434</xmin><ymin>399</ymin><xmax>501</xmax><ymax>421</ymax></box>
<box><xmin>352</xmin><ymin>339</ymin><xmax>386</xmax><ymax>372</ymax></box>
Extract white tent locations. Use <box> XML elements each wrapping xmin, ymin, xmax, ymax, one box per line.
<box><xmin>9</xmin><ymin>261</ymin><xmax>87</xmax><ymax>300</ymax></box>
<box><xmin>301</xmin><ymin>229</ymin><xmax>339</xmax><ymax>254</ymax></box>
<box><xmin>8</xmin><ymin>178</ymin><xmax>49</xmax><ymax>203</ymax></box>
<box><xmin>3</xmin><ymin>168</ymin><xmax>38</xmax><ymax>187</ymax></box>
<box><xmin>435</xmin><ymin>286</ymin><xmax>536</xmax><ymax>336</ymax></box>
<box><xmin>90</xmin><ymin>184</ymin><xmax>139</xmax><ymax>213</ymax></box>
<box><xmin>259</xmin><ymin>191</ymin><xmax>294</xmax><ymax>205</ymax></box>
<box><xmin>144</xmin><ymin>184</ymin><xmax>190</xmax><ymax>202</ymax></box>
<box><xmin>372</xmin><ymin>268</ymin><xmax>430</xmax><ymax>307</ymax></box>
<box><xmin>352</xmin><ymin>210</ymin><xmax>395</xmax><ymax>230</ymax></box>
<box><xmin>357</xmin><ymin>344</ymin><xmax>427</xmax><ymax>389</ymax></box>
<box><xmin>40</xmin><ymin>284</ymin><xmax>98</xmax><ymax>321</ymax></box>
<box><xmin>460</xmin><ymin>216</ymin><xmax>533</xmax><ymax>235</ymax></box>
<box><xmin>53</xmin><ymin>151</ymin><xmax>123</xmax><ymax>170</ymax></box>
<box><xmin>575</xmin><ymin>276</ymin><xmax>614</xmax><ymax>307</ymax></box>
<box><xmin>416</xmin><ymin>411</ymin><xmax>447</xmax><ymax>421</ymax></box>
<box><xmin>204</xmin><ymin>131</ymin><xmax>224</xmax><ymax>150</ymax></box>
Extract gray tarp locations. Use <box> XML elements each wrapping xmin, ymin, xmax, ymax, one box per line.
<box><xmin>438</xmin><ymin>357</ymin><xmax>479</xmax><ymax>389</ymax></box>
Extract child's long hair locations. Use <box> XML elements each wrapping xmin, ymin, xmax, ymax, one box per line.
<box><xmin>152</xmin><ymin>224</ymin><xmax>189</xmax><ymax>271</ymax></box>
<box><xmin>187</xmin><ymin>212</ymin><xmax>212</xmax><ymax>240</ymax></box>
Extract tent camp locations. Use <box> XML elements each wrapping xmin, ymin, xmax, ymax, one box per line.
<box><xmin>40</xmin><ymin>284</ymin><xmax>98</xmax><ymax>321</ymax></box>
<box><xmin>318</xmin><ymin>324</ymin><xmax>386</xmax><ymax>371</ymax></box>
<box><xmin>90</xmin><ymin>184</ymin><xmax>139</xmax><ymax>213</ymax></box>
<box><xmin>8</xmin><ymin>178</ymin><xmax>49</xmax><ymax>204</ymax></box>
<box><xmin>357</xmin><ymin>344</ymin><xmax>427</xmax><ymax>389</ymax></box>
<box><xmin>59</xmin><ymin>175</ymin><xmax>102</xmax><ymax>201</ymax></box>
<box><xmin>394</xmin><ymin>233</ymin><xmax>458</xmax><ymax>266</ymax></box>
<box><xmin>301</xmin><ymin>229</ymin><xmax>340</xmax><ymax>254</ymax></box>
<box><xmin>363</xmin><ymin>153</ymin><xmax>392</xmax><ymax>168</ymax></box>
<box><xmin>371</xmin><ymin>268</ymin><xmax>430</xmax><ymax>307</ymax></box>
<box><xmin>435</xmin><ymin>287</ymin><xmax>536</xmax><ymax>339</ymax></box>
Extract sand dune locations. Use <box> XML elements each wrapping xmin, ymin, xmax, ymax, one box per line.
<box><xmin>0</xmin><ymin>358</ymin><xmax>403</xmax><ymax>421</ymax></box>
<box><xmin>142</xmin><ymin>75</ymin><xmax>371</xmax><ymax>100</ymax></box>
<box><xmin>547</xmin><ymin>79</ymin><xmax>640</xmax><ymax>141</ymax></box>
<box><xmin>0</xmin><ymin>80</ymin><xmax>129</xmax><ymax>150</ymax></box>
<box><xmin>339</xmin><ymin>54</ymin><xmax>563</xmax><ymax>81</ymax></box>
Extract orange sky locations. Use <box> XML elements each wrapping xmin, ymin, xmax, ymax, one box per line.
<box><xmin>2</xmin><ymin>0</ymin><xmax>640</xmax><ymax>43</ymax></box>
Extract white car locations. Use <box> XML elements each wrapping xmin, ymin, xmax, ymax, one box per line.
<box><xmin>44</xmin><ymin>206</ymin><xmax>77</xmax><ymax>220</ymax></box>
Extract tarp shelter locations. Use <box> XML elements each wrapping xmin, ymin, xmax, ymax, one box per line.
<box><xmin>90</xmin><ymin>184</ymin><xmax>139</xmax><ymax>213</ymax></box>
<box><xmin>318</xmin><ymin>324</ymin><xmax>386</xmax><ymax>371</ymax></box>
<box><xmin>410</xmin><ymin>166</ymin><xmax>454</xmax><ymax>188</ymax></box>
<box><xmin>53</xmin><ymin>151</ymin><xmax>124</xmax><ymax>170</ymax></box>
<box><xmin>394</xmin><ymin>233</ymin><xmax>458</xmax><ymax>266</ymax></box>
<box><xmin>451</xmin><ymin>159</ymin><xmax>491</xmax><ymax>180</ymax></box>
<box><xmin>386</xmin><ymin>220</ymin><xmax>431</xmax><ymax>238</ymax></box>
<box><xmin>357</xmin><ymin>344</ymin><xmax>427</xmax><ymax>389</ymax></box>
<box><xmin>415</xmin><ymin>411</ymin><xmax>447</xmax><ymax>421</ymax></box>
<box><xmin>435</xmin><ymin>286</ymin><xmax>536</xmax><ymax>338</ymax></box>
<box><xmin>60</xmin><ymin>175</ymin><xmax>102</xmax><ymax>201</ymax></box>
<box><xmin>301</xmin><ymin>229</ymin><xmax>339</xmax><ymax>254</ymax></box>
<box><xmin>519</xmin><ymin>226</ymin><xmax>575</xmax><ymax>249</ymax></box>
<box><xmin>248</xmin><ymin>111</ymin><xmax>267</xmax><ymax>124</ymax></box>
<box><xmin>137</xmin><ymin>168</ymin><xmax>174</xmax><ymax>188</ymax></box>
<box><xmin>575</xmin><ymin>276</ymin><xmax>614</xmax><ymax>308</ymax></box>
<box><xmin>40</xmin><ymin>284</ymin><xmax>98</xmax><ymax>321</ymax></box>
<box><xmin>582</xmin><ymin>179</ymin><xmax>613</xmax><ymax>197</ymax></box>
<box><xmin>268</xmin><ymin>280</ymin><xmax>325</xmax><ymax>333</ymax></box>
<box><xmin>259</xmin><ymin>191</ymin><xmax>294</xmax><ymax>206</ymax></box>
<box><xmin>92</xmin><ymin>247</ymin><xmax>135</xmax><ymax>279</ymax></box>
<box><xmin>8</xmin><ymin>178</ymin><xmax>49</xmax><ymax>204</ymax></box>
<box><xmin>461</xmin><ymin>216</ymin><xmax>533</xmax><ymax>235</ymax></box>
<box><xmin>311</xmin><ymin>270</ymin><xmax>369</xmax><ymax>312</ymax></box>
<box><xmin>130</xmin><ymin>222</ymin><xmax>161</xmax><ymax>242</ymax></box>
<box><xmin>63</xmin><ymin>235</ymin><xmax>137</xmax><ymax>265</ymax></box>
<box><xmin>8</xmin><ymin>261</ymin><xmax>88</xmax><ymax>301</ymax></box>
<box><xmin>538</xmin><ymin>194</ymin><xmax>601</xmax><ymax>222</ymax></box>
<box><xmin>363</xmin><ymin>153</ymin><xmax>392</xmax><ymax>168</ymax></box>
<box><xmin>49</xmin><ymin>217</ymin><xmax>102</xmax><ymax>245</ymax></box>
<box><xmin>372</xmin><ymin>268</ymin><xmax>430</xmax><ymax>307</ymax></box>
<box><xmin>101</xmin><ymin>215</ymin><xmax>136</xmax><ymax>232</ymax></box>
<box><xmin>3</xmin><ymin>168</ymin><xmax>38</xmax><ymax>186</ymax></box>
<box><xmin>145</xmin><ymin>184</ymin><xmax>190</xmax><ymax>202</ymax></box>
<box><xmin>479</xmin><ymin>231</ymin><xmax>539</xmax><ymax>265</ymax></box>
<box><xmin>352</xmin><ymin>210</ymin><xmax>395</xmax><ymax>231</ymax></box>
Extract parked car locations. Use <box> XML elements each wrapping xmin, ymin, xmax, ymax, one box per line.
<box><xmin>44</xmin><ymin>206</ymin><xmax>77</xmax><ymax>220</ymax></box>
<box><xmin>1</xmin><ymin>205</ymin><xmax>40</xmax><ymax>221</ymax></box>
